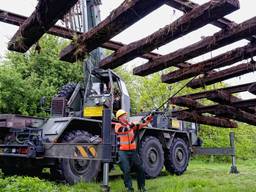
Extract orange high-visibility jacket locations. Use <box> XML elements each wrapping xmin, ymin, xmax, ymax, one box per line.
<box><xmin>115</xmin><ymin>123</ymin><xmax>137</xmax><ymax>151</ymax></box>
<box><xmin>114</xmin><ymin>116</ymin><xmax>153</xmax><ymax>151</ymax></box>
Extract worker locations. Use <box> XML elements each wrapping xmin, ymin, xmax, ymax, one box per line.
<box><xmin>115</xmin><ymin>109</ymin><xmax>153</xmax><ymax>192</ymax></box>
<box><xmin>113</xmin><ymin>87</ymin><xmax>121</xmax><ymax>111</ymax></box>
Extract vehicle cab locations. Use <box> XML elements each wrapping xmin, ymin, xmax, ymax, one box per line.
<box><xmin>83</xmin><ymin>69</ymin><xmax>130</xmax><ymax>118</ymax></box>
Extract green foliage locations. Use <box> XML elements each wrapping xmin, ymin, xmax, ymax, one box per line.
<box><xmin>114</xmin><ymin>67</ymin><xmax>193</xmax><ymax>114</ymax></box>
<box><xmin>0</xmin><ymin>35</ymin><xmax>83</xmax><ymax>116</ymax></box>
<box><xmin>196</xmin><ymin>123</ymin><xmax>256</xmax><ymax>161</ymax></box>
<box><xmin>0</xmin><ymin>176</ymin><xmax>57</xmax><ymax>192</ymax></box>
<box><xmin>234</xmin><ymin>123</ymin><xmax>256</xmax><ymax>160</ymax></box>
<box><xmin>0</xmin><ymin>175</ymin><xmax>100</xmax><ymax>192</ymax></box>
<box><xmin>0</xmin><ymin>67</ymin><xmax>38</xmax><ymax>115</ymax></box>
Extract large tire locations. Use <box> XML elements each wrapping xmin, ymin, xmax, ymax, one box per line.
<box><xmin>139</xmin><ymin>136</ymin><xmax>164</xmax><ymax>178</ymax></box>
<box><xmin>57</xmin><ymin>83</ymin><xmax>77</xmax><ymax>100</ymax></box>
<box><xmin>164</xmin><ymin>138</ymin><xmax>190</xmax><ymax>175</ymax></box>
<box><xmin>53</xmin><ymin>130</ymin><xmax>101</xmax><ymax>184</ymax></box>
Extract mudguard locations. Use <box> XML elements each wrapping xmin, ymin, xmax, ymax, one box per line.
<box><xmin>42</xmin><ymin>117</ymin><xmax>102</xmax><ymax>142</ymax></box>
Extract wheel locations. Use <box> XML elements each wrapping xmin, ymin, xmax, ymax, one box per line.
<box><xmin>54</xmin><ymin>130</ymin><xmax>101</xmax><ymax>184</ymax></box>
<box><xmin>139</xmin><ymin>136</ymin><xmax>164</xmax><ymax>178</ymax></box>
<box><xmin>57</xmin><ymin>82</ymin><xmax>77</xmax><ymax>100</ymax></box>
<box><xmin>164</xmin><ymin>138</ymin><xmax>190</xmax><ymax>175</ymax></box>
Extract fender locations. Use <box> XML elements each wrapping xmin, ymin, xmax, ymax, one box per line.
<box><xmin>42</xmin><ymin>117</ymin><xmax>102</xmax><ymax>142</ymax></box>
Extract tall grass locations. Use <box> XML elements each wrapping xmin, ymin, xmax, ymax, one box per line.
<box><xmin>0</xmin><ymin>160</ymin><xmax>256</xmax><ymax>192</ymax></box>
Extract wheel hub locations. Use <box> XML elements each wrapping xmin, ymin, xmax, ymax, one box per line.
<box><xmin>175</xmin><ymin>147</ymin><xmax>185</xmax><ymax>164</ymax></box>
<box><xmin>177</xmin><ymin>150</ymin><xmax>183</xmax><ymax>161</ymax></box>
<box><xmin>77</xmin><ymin>159</ymin><xmax>88</xmax><ymax>167</ymax></box>
<box><xmin>70</xmin><ymin>159</ymin><xmax>90</xmax><ymax>175</ymax></box>
<box><xmin>148</xmin><ymin>147</ymin><xmax>157</xmax><ymax>164</ymax></box>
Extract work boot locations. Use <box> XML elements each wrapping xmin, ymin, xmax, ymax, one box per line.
<box><xmin>126</xmin><ymin>187</ymin><xmax>134</xmax><ymax>192</ymax></box>
<box><xmin>139</xmin><ymin>187</ymin><xmax>147</xmax><ymax>192</ymax></box>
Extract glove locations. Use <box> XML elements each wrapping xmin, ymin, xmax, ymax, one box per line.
<box><xmin>141</xmin><ymin>114</ymin><xmax>153</xmax><ymax>124</ymax></box>
<box><xmin>129</xmin><ymin>123</ymin><xmax>135</xmax><ymax>129</ymax></box>
<box><xmin>145</xmin><ymin>114</ymin><xmax>153</xmax><ymax>122</ymax></box>
<box><xmin>129</xmin><ymin>122</ymin><xmax>140</xmax><ymax>129</ymax></box>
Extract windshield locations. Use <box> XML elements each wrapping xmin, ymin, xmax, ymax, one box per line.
<box><xmin>87</xmin><ymin>75</ymin><xmax>110</xmax><ymax>97</ymax></box>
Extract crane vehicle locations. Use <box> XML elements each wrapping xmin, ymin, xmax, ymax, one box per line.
<box><xmin>0</xmin><ymin>0</ymin><xmax>201</xmax><ymax>185</ymax></box>
<box><xmin>0</xmin><ymin>64</ymin><xmax>199</xmax><ymax>184</ymax></box>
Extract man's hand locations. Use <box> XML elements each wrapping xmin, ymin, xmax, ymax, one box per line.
<box><xmin>145</xmin><ymin>114</ymin><xmax>153</xmax><ymax>122</ymax></box>
<box><xmin>129</xmin><ymin>122</ymin><xmax>136</xmax><ymax>129</ymax></box>
<box><xmin>138</xmin><ymin>114</ymin><xmax>154</xmax><ymax>129</ymax></box>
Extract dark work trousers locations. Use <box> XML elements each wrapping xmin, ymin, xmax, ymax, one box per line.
<box><xmin>118</xmin><ymin>150</ymin><xmax>145</xmax><ymax>190</ymax></box>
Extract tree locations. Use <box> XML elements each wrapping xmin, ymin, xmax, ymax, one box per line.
<box><xmin>0</xmin><ymin>35</ymin><xmax>83</xmax><ymax>116</ymax></box>
<box><xmin>115</xmin><ymin>67</ymin><xmax>194</xmax><ymax>113</ymax></box>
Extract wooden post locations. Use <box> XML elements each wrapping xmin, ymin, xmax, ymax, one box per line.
<box><xmin>205</xmin><ymin>91</ymin><xmax>256</xmax><ymax>113</ymax></box>
<box><xmin>133</xmin><ymin>17</ymin><xmax>256</xmax><ymax>76</ymax></box>
<box><xmin>99</xmin><ymin>0</ymin><xmax>239</xmax><ymax>69</ymax></box>
<box><xmin>166</xmin><ymin>0</ymin><xmax>238</xmax><ymax>29</ymax></box>
<box><xmin>161</xmin><ymin>43</ymin><xmax>256</xmax><ymax>84</ymax></box>
<box><xmin>177</xmin><ymin>82</ymin><xmax>256</xmax><ymax>100</ymax></box>
<box><xmin>59</xmin><ymin>0</ymin><xmax>167</xmax><ymax>62</ymax></box>
<box><xmin>170</xmin><ymin>97</ymin><xmax>202</xmax><ymax>109</ymax></box>
<box><xmin>188</xmin><ymin>63</ymin><xmax>256</xmax><ymax>88</ymax></box>
<box><xmin>173</xmin><ymin>103</ymin><xmax>256</xmax><ymax>126</ymax></box>
<box><xmin>175</xmin><ymin>111</ymin><xmax>237</xmax><ymax>128</ymax></box>
<box><xmin>0</xmin><ymin>9</ymin><xmax>162</xmax><ymax>61</ymax></box>
<box><xmin>7</xmin><ymin>0</ymin><xmax>79</xmax><ymax>52</ymax></box>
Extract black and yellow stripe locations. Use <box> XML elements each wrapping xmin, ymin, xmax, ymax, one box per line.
<box><xmin>76</xmin><ymin>145</ymin><xmax>97</xmax><ymax>158</ymax></box>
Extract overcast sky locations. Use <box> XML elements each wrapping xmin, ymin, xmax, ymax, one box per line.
<box><xmin>0</xmin><ymin>0</ymin><xmax>255</xmax><ymax>98</ymax></box>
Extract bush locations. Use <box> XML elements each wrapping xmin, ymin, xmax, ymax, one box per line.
<box><xmin>196</xmin><ymin>123</ymin><xmax>256</xmax><ymax>161</ymax></box>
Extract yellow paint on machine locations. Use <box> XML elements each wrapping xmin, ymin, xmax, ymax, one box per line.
<box><xmin>88</xmin><ymin>146</ymin><xmax>97</xmax><ymax>157</ymax></box>
<box><xmin>77</xmin><ymin>145</ymin><xmax>88</xmax><ymax>158</ymax></box>
<box><xmin>83</xmin><ymin>106</ymin><xmax>104</xmax><ymax>117</ymax></box>
<box><xmin>172</xmin><ymin>118</ymin><xmax>181</xmax><ymax>129</ymax></box>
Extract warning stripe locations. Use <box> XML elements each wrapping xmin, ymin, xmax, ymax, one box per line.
<box><xmin>77</xmin><ymin>145</ymin><xmax>88</xmax><ymax>158</ymax></box>
<box><xmin>88</xmin><ymin>146</ymin><xmax>97</xmax><ymax>157</ymax></box>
